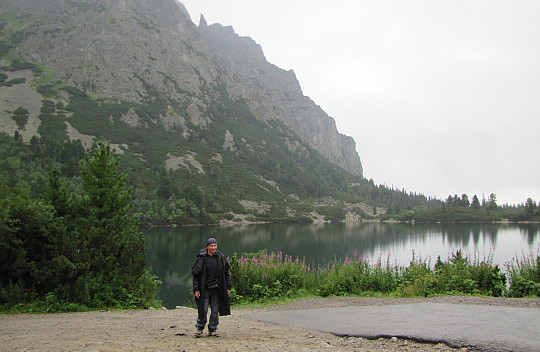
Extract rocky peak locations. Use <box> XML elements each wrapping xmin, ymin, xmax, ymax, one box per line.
<box><xmin>199</xmin><ymin>14</ymin><xmax>207</xmax><ymax>28</ymax></box>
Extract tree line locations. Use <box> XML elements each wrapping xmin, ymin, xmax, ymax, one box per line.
<box><xmin>444</xmin><ymin>193</ymin><xmax>497</xmax><ymax>210</ymax></box>
<box><xmin>384</xmin><ymin>192</ymin><xmax>540</xmax><ymax>223</ymax></box>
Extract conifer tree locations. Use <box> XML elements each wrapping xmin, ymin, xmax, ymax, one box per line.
<box><xmin>471</xmin><ymin>195</ymin><xmax>481</xmax><ymax>209</ymax></box>
<box><xmin>42</xmin><ymin>170</ymin><xmax>71</xmax><ymax>217</ymax></box>
<box><xmin>73</xmin><ymin>139</ymin><xmax>150</xmax><ymax>304</ymax></box>
<box><xmin>488</xmin><ymin>193</ymin><xmax>498</xmax><ymax>210</ymax></box>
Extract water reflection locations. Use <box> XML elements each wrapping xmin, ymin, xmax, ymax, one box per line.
<box><xmin>144</xmin><ymin>223</ymin><xmax>539</xmax><ymax>308</ymax></box>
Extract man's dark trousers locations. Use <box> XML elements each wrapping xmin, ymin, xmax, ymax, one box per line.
<box><xmin>196</xmin><ymin>287</ymin><xmax>219</xmax><ymax>332</ymax></box>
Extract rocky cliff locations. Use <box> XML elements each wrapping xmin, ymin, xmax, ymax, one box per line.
<box><xmin>1</xmin><ymin>0</ymin><xmax>362</xmax><ymax>176</ymax></box>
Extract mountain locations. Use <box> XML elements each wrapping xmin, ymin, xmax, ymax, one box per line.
<box><xmin>0</xmin><ymin>0</ymin><xmax>429</xmax><ymax>224</ymax></box>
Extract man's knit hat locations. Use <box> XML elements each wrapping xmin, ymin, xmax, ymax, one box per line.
<box><xmin>206</xmin><ymin>237</ymin><xmax>217</xmax><ymax>246</ymax></box>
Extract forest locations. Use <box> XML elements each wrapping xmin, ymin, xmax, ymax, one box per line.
<box><xmin>1</xmin><ymin>139</ymin><xmax>160</xmax><ymax>311</ymax></box>
<box><xmin>0</xmin><ymin>132</ymin><xmax>438</xmax><ymax>226</ymax></box>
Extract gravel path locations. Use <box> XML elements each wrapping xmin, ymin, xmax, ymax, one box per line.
<box><xmin>1</xmin><ymin>296</ymin><xmax>538</xmax><ymax>351</ymax></box>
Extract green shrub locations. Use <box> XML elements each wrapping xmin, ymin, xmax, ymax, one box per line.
<box><xmin>230</xmin><ymin>249</ymin><xmax>512</xmax><ymax>303</ymax></box>
<box><xmin>409</xmin><ymin>250</ymin><xmax>506</xmax><ymax>297</ymax></box>
<box><xmin>11</xmin><ymin>106</ymin><xmax>29</xmax><ymax>129</ymax></box>
<box><xmin>506</xmin><ymin>252</ymin><xmax>540</xmax><ymax>297</ymax></box>
<box><xmin>230</xmin><ymin>250</ymin><xmax>308</xmax><ymax>302</ymax></box>
<box><xmin>6</xmin><ymin>77</ymin><xmax>25</xmax><ymax>85</ymax></box>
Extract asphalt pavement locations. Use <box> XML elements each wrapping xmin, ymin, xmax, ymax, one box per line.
<box><xmin>247</xmin><ymin>303</ymin><xmax>540</xmax><ymax>352</ymax></box>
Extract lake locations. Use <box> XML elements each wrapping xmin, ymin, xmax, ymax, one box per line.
<box><xmin>144</xmin><ymin>222</ymin><xmax>540</xmax><ymax>308</ymax></box>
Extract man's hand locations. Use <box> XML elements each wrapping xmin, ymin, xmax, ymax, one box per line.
<box><xmin>227</xmin><ymin>290</ymin><xmax>231</xmax><ymax>296</ymax></box>
<box><xmin>194</xmin><ymin>290</ymin><xmax>200</xmax><ymax>299</ymax></box>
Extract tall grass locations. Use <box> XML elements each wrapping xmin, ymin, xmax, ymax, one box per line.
<box><xmin>229</xmin><ymin>249</ymin><xmax>539</xmax><ymax>303</ymax></box>
<box><xmin>229</xmin><ymin>251</ymin><xmax>309</xmax><ymax>301</ymax></box>
<box><xmin>506</xmin><ymin>250</ymin><xmax>540</xmax><ymax>297</ymax></box>
<box><xmin>312</xmin><ymin>252</ymin><xmax>401</xmax><ymax>297</ymax></box>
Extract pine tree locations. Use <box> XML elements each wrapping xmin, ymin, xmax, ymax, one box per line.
<box><xmin>42</xmin><ymin>170</ymin><xmax>71</xmax><ymax>217</ymax></box>
<box><xmin>72</xmin><ymin>138</ymin><xmax>157</xmax><ymax>307</ymax></box>
<box><xmin>471</xmin><ymin>195</ymin><xmax>481</xmax><ymax>209</ymax></box>
<box><xmin>524</xmin><ymin>198</ymin><xmax>537</xmax><ymax>218</ymax></box>
<box><xmin>488</xmin><ymin>193</ymin><xmax>498</xmax><ymax>210</ymax></box>
<box><xmin>460</xmin><ymin>194</ymin><xmax>470</xmax><ymax>207</ymax></box>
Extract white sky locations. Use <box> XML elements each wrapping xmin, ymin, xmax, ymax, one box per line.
<box><xmin>179</xmin><ymin>0</ymin><xmax>540</xmax><ymax>206</ymax></box>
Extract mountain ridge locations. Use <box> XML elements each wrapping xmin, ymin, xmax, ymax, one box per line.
<box><xmin>1</xmin><ymin>0</ymin><xmax>362</xmax><ymax>176</ymax></box>
<box><xmin>0</xmin><ymin>0</ymin><xmax>432</xmax><ymax>225</ymax></box>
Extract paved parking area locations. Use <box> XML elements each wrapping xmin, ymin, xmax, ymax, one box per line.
<box><xmin>248</xmin><ymin>303</ymin><xmax>540</xmax><ymax>352</ymax></box>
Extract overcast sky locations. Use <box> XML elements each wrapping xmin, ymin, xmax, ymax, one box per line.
<box><xmin>180</xmin><ymin>0</ymin><xmax>540</xmax><ymax>206</ymax></box>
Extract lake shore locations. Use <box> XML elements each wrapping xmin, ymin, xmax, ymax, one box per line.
<box><xmin>2</xmin><ymin>296</ymin><xmax>539</xmax><ymax>351</ymax></box>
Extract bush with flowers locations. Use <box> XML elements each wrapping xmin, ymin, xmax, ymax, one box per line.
<box><xmin>229</xmin><ymin>249</ymin><xmax>539</xmax><ymax>303</ymax></box>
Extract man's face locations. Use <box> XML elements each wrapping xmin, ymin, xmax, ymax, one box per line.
<box><xmin>207</xmin><ymin>243</ymin><xmax>217</xmax><ymax>256</ymax></box>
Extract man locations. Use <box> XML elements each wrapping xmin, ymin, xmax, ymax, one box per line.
<box><xmin>191</xmin><ymin>237</ymin><xmax>231</xmax><ymax>337</ymax></box>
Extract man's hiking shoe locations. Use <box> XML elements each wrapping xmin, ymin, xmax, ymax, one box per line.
<box><xmin>195</xmin><ymin>329</ymin><xmax>203</xmax><ymax>337</ymax></box>
<box><xmin>208</xmin><ymin>330</ymin><xmax>219</xmax><ymax>337</ymax></box>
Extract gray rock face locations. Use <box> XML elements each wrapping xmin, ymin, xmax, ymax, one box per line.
<box><xmin>4</xmin><ymin>0</ymin><xmax>362</xmax><ymax>176</ymax></box>
<box><xmin>197</xmin><ymin>17</ymin><xmax>363</xmax><ymax>176</ymax></box>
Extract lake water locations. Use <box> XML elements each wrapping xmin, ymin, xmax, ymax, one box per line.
<box><xmin>144</xmin><ymin>222</ymin><xmax>540</xmax><ymax>308</ymax></box>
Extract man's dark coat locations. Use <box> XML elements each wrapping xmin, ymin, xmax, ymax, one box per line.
<box><xmin>192</xmin><ymin>249</ymin><xmax>231</xmax><ymax>316</ymax></box>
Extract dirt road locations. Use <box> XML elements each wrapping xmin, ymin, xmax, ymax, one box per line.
<box><xmin>1</xmin><ymin>296</ymin><xmax>538</xmax><ymax>351</ymax></box>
